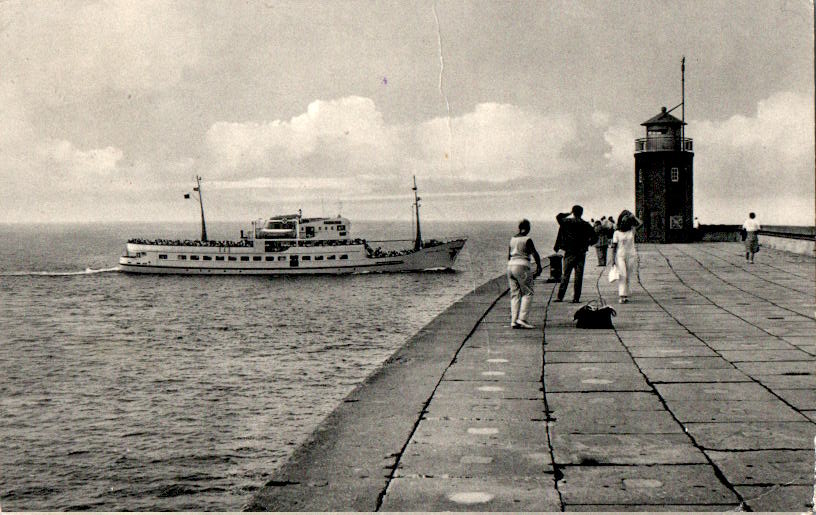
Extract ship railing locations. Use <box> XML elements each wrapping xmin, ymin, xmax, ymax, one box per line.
<box><xmin>127</xmin><ymin>238</ymin><xmax>253</xmax><ymax>247</ymax></box>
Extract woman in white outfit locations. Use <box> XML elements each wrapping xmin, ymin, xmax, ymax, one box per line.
<box><xmin>742</xmin><ymin>212</ymin><xmax>761</xmax><ymax>263</ymax></box>
<box><xmin>610</xmin><ymin>210</ymin><xmax>642</xmax><ymax>304</ymax></box>
<box><xmin>507</xmin><ymin>219</ymin><xmax>543</xmax><ymax>329</ymax></box>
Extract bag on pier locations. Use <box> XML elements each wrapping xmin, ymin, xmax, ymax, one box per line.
<box><xmin>574</xmin><ymin>300</ymin><xmax>616</xmax><ymax>329</ymax></box>
<box><xmin>608</xmin><ymin>265</ymin><xmax>619</xmax><ymax>282</ymax></box>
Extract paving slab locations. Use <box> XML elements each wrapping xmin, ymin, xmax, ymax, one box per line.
<box><xmin>544</xmin><ymin>362</ymin><xmax>651</xmax><ymax>392</ymax></box>
<box><xmin>547</xmin><ymin>391</ymin><xmax>664</xmax><ymax>412</ymax></box>
<box><xmin>684</xmin><ymin>421</ymin><xmax>816</xmax><ymax>450</ymax></box>
<box><xmin>735</xmin><ymin>485</ymin><xmax>815</xmax><ymax>512</ymax></box>
<box><xmin>717</xmin><ymin>348</ymin><xmax>813</xmax><ymax>361</ymax></box>
<box><xmin>634</xmin><ymin>356</ymin><xmax>733</xmax><ymax>369</ymax></box>
<box><xmin>654</xmin><ymin>382</ymin><xmax>776</xmax><ymax>401</ymax></box>
<box><xmin>665</xmin><ymin>399</ymin><xmax>807</xmax><ymax>422</ymax></box>
<box><xmin>557</xmin><ymin>465</ymin><xmax>739</xmax><ymax>505</ymax></box>
<box><xmin>380</xmin><ymin>476</ymin><xmax>561</xmax><ymax>511</ymax></box>
<box><xmin>564</xmin><ymin>504</ymin><xmax>740</xmax><ymax>511</ymax></box>
<box><xmin>642</xmin><ymin>367</ymin><xmax>751</xmax><ymax>383</ymax></box>
<box><xmin>433</xmin><ymin>379</ymin><xmax>542</xmax><ymax>401</ymax></box>
<box><xmin>707</xmin><ymin>450</ymin><xmax>814</xmax><ymax>485</ymax></box>
<box><xmin>772</xmin><ymin>388</ymin><xmax>816</xmax><ymax>410</ymax></box>
<box><xmin>550</xmin><ymin>433</ymin><xmax>706</xmax><ymax>464</ymax></box>
<box><xmin>549</xmin><ymin>407</ymin><xmax>682</xmax><ymax>434</ymax></box>
<box><xmin>545</xmin><ymin>351</ymin><xmax>632</xmax><ymax>363</ymax></box>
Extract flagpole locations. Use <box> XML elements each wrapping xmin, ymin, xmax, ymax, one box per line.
<box><xmin>196</xmin><ymin>175</ymin><xmax>208</xmax><ymax>242</ymax></box>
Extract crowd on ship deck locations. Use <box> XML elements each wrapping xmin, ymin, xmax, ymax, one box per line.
<box><xmin>127</xmin><ymin>238</ymin><xmax>253</xmax><ymax>247</ymax></box>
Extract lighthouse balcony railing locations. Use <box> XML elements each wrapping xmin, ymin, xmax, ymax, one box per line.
<box><xmin>635</xmin><ymin>137</ymin><xmax>693</xmax><ymax>153</ymax></box>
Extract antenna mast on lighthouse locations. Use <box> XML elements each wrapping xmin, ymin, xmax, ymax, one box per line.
<box><xmin>681</xmin><ymin>56</ymin><xmax>685</xmax><ymax>145</ymax></box>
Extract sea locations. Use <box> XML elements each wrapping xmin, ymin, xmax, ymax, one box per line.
<box><xmin>0</xmin><ymin>220</ymin><xmax>557</xmax><ymax>511</ymax></box>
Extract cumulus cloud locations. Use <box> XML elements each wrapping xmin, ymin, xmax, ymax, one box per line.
<box><xmin>602</xmin><ymin>123</ymin><xmax>636</xmax><ymax>170</ymax></box>
<box><xmin>693</xmin><ymin>91</ymin><xmax>814</xmax><ymax>222</ymax></box>
<box><xmin>205</xmin><ymin>97</ymin><xmax>579</xmax><ymax>189</ymax></box>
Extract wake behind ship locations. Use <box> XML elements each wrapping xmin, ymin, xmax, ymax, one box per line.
<box><xmin>119</xmin><ymin>177</ymin><xmax>466</xmax><ymax>275</ymax></box>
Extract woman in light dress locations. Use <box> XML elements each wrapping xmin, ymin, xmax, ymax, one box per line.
<box><xmin>610</xmin><ymin>210</ymin><xmax>642</xmax><ymax>304</ymax></box>
<box><xmin>507</xmin><ymin>219</ymin><xmax>542</xmax><ymax>329</ymax></box>
<box><xmin>742</xmin><ymin>212</ymin><xmax>761</xmax><ymax>263</ymax></box>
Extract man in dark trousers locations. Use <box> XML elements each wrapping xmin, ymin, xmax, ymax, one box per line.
<box><xmin>553</xmin><ymin>205</ymin><xmax>598</xmax><ymax>303</ymax></box>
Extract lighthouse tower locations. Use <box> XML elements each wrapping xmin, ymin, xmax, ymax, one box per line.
<box><xmin>634</xmin><ymin>107</ymin><xmax>694</xmax><ymax>242</ymax></box>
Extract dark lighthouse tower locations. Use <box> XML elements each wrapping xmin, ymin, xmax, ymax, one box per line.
<box><xmin>634</xmin><ymin>59</ymin><xmax>694</xmax><ymax>243</ymax></box>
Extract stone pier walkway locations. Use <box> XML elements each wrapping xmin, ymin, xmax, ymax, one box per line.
<box><xmin>248</xmin><ymin>243</ymin><xmax>815</xmax><ymax>512</ymax></box>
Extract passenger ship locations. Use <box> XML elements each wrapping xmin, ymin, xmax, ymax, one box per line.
<box><xmin>119</xmin><ymin>177</ymin><xmax>467</xmax><ymax>275</ymax></box>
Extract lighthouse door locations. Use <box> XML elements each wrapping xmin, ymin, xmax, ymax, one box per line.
<box><xmin>649</xmin><ymin>211</ymin><xmax>664</xmax><ymax>242</ymax></box>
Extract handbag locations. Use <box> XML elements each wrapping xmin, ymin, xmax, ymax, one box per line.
<box><xmin>608</xmin><ymin>265</ymin><xmax>619</xmax><ymax>282</ymax></box>
<box><xmin>574</xmin><ymin>300</ymin><xmax>616</xmax><ymax>329</ymax></box>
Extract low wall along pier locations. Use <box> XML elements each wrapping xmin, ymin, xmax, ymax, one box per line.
<box><xmin>699</xmin><ymin>224</ymin><xmax>815</xmax><ymax>256</ymax></box>
<box><xmin>248</xmin><ymin>242</ymin><xmax>815</xmax><ymax>512</ymax></box>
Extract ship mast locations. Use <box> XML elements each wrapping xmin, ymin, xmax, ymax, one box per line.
<box><xmin>412</xmin><ymin>175</ymin><xmax>422</xmax><ymax>251</ymax></box>
<box><xmin>195</xmin><ymin>175</ymin><xmax>208</xmax><ymax>242</ymax></box>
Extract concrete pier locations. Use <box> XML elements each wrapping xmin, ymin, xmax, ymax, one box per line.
<box><xmin>248</xmin><ymin>243</ymin><xmax>815</xmax><ymax>512</ymax></box>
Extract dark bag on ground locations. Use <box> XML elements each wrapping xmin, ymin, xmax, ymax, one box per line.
<box><xmin>574</xmin><ymin>301</ymin><xmax>616</xmax><ymax>329</ymax></box>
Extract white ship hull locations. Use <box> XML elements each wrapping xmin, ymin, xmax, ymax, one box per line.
<box><xmin>118</xmin><ymin>239</ymin><xmax>466</xmax><ymax>275</ymax></box>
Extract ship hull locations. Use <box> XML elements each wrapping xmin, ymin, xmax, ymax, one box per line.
<box><xmin>118</xmin><ymin>239</ymin><xmax>466</xmax><ymax>275</ymax></box>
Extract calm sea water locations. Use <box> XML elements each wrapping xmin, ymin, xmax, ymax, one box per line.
<box><xmin>0</xmin><ymin>220</ymin><xmax>556</xmax><ymax>511</ymax></box>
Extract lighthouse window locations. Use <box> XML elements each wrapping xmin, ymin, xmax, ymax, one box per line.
<box><xmin>671</xmin><ymin>168</ymin><xmax>679</xmax><ymax>182</ymax></box>
<box><xmin>240</xmin><ymin>256</ymin><xmax>249</xmax><ymax>262</ymax></box>
<box><xmin>159</xmin><ymin>254</ymin><xmax>167</xmax><ymax>259</ymax></box>
<box><xmin>638</xmin><ymin>169</ymin><xmax>643</xmax><ymax>183</ymax></box>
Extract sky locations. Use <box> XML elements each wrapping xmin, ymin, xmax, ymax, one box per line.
<box><xmin>0</xmin><ymin>0</ymin><xmax>813</xmax><ymax>225</ymax></box>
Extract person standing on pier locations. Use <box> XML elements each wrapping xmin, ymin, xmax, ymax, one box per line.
<box><xmin>594</xmin><ymin>219</ymin><xmax>609</xmax><ymax>266</ymax></box>
<box><xmin>507</xmin><ymin>219</ymin><xmax>543</xmax><ymax>329</ymax></box>
<box><xmin>742</xmin><ymin>212</ymin><xmax>761</xmax><ymax>263</ymax></box>
<box><xmin>554</xmin><ymin>205</ymin><xmax>598</xmax><ymax>303</ymax></box>
<box><xmin>610</xmin><ymin>210</ymin><xmax>642</xmax><ymax>304</ymax></box>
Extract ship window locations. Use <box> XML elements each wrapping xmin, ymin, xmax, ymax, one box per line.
<box><xmin>216</xmin><ymin>256</ymin><xmax>224</xmax><ymax>261</ymax></box>
<box><xmin>302</xmin><ymin>256</ymin><xmax>311</xmax><ymax>261</ymax></box>
<box><xmin>159</xmin><ymin>254</ymin><xmax>167</xmax><ymax>259</ymax></box>
<box><xmin>190</xmin><ymin>255</ymin><xmax>199</xmax><ymax>260</ymax></box>
<box><xmin>228</xmin><ymin>256</ymin><xmax>237</xmax><ymax>261</ymax></box>
<box><xmin>266</xmin><ymin>256</ymin><xmax>274</xmax><ymax>261</ymax></box>
<box><xmin>240</xmin><ymin>256</ymin><xmax>249</xmax><ymax>261</ymax></box>
<box><xmin>340</xmin><ymin>255</ymin><xmax>348</xmax><ymax>260</ymax></box>
<box><xmin>327</xmin><ymin>255</ymin><xmax>336</xmax><ymax>260</ymax></box>
<box><xmin>339</xmin><ymin>232</ymin><xmax>347</xmax><ymax>237</ymax></box>
<box><xmin>253</xmin><ymin>256</ymin><xmax>262</xmax><ymax>261</ymax></box>
<box><xmin>338</xmin><ymin>225</ymin><xmax>345</xmax><ymax>231</ymax></box>
<box><xmin>671</xmin><ymin>168</ymin><xmax>679</xmax><ymax>182</ymax></box>
<box><xmin>278</xmin><ymin>256</ymin><xmax>286</xmax><ymax>261</ymax></box>
<box><xmin>315</xmin><ymin>255</ymin><xmax>324</xmax><ymax>261</ymax></box>
<box><xmin>177</xmin><ymin>255</ymin><xmax>187</xmax><ymax>260</ymax></box>
<box><xmin>203</xmin><ymin>256</ymin><xmax>212</xmax><ymax>261</ymax></box>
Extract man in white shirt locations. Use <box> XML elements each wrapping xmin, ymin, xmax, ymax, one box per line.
<box><xmin>741</xmin><ymin>212</ymin><xmax>761</xmax><ymax>263</ymax></box>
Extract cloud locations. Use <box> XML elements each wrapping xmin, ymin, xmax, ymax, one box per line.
<box><xmin>205</xmin><ymin>97</ymin><xmax>579</xmax><ymax>188</ymax></box>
